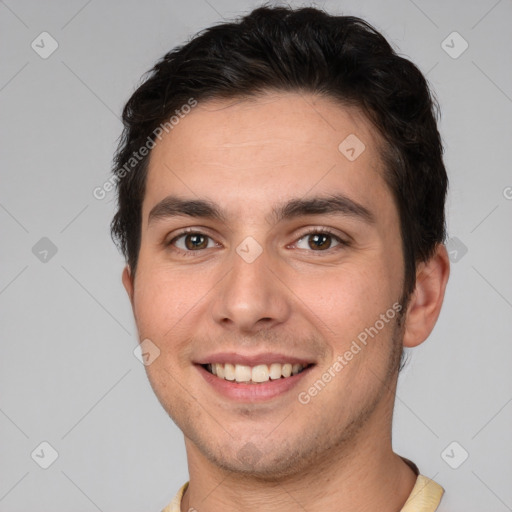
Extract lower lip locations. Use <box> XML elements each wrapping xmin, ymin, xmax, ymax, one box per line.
<box><xmin>196</xmin><ymin>364</ymin><xmax>314</xmax><ymax>402</ymax></box>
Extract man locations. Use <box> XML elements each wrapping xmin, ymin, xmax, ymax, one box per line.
<box><xmin>111</xmin><ymin>5</ymin><xmax>450</xmax><ymax>511</ymax></box>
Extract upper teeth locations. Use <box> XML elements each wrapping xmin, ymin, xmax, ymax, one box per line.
<box><xmin>207</xmin><ymin>363</ymin><xmax>306</xmax><ymax>383</ymax></box>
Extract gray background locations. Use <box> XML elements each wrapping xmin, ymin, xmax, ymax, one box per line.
<box><xmin>1</xmin><ymin>0</ymin><xmax>511</xmax><ymax>510</ymax></box>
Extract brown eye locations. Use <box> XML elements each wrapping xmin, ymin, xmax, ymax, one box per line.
<box><xmin>185</xmin><ymin>234</ymin><xmax>208</xmax><ymax>250</ymax></box>
<box><xmin>172</xmin><ymin>232</ymin><xmax>214</xmax><ymax>251</ymax></box>
<box><xmin>308</xmin><ymin>233</ymin><xmax>332</xmax><ymax>250</ymax></box>
<box><xmin>295</xmin><ymin>231</ymin><xmax>345</xmax><ymax>252</ymax></box>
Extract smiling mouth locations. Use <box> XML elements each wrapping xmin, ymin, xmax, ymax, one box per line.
<box><xmin>202</xmin><ymin>362</ymin><xmax>312</xmax><ymax>384</ymax></box>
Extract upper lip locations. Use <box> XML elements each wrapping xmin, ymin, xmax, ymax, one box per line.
<box><xmin>194</xmin><ymin>352</ymin><xmax>316</xmax><ymax>367</ymax></box>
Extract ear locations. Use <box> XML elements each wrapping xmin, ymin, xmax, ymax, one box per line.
<box><xmin>403</xmin><ymin>244</ymin><xmax>450</xmax><ymax>348</ymax></box>
<box><xmin>122</xmin><ymin>265</ymin><xmax>134</xmax><ymax>306</ymax></box>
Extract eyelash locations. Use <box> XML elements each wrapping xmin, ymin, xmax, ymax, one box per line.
<box><xmin>167</xmin><ymin>227</ymin><xmax>349</xmax><ymax>257</ymax></box>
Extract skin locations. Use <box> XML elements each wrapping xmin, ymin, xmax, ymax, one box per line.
<box><xmin>122</xmin><ymin>92</ymin><xmax>450</xmax><ymax>512</ymax></box>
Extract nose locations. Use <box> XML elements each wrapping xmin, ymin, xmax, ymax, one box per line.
<box><xmin>210</xmin><ymin>245</ymin><xmax>291</xmax><ymax>334</ymax></box>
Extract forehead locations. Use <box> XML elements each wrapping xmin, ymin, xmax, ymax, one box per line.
<box><xmin>143</xmin><ymin>92</ymin><xmax>393</xmax><ymax>224</ymax></box>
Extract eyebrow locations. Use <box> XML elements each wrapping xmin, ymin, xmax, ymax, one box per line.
<box><xmin>147</xmin><ymin>193</ymin><xmax>376</xmax><ymax>226</ymax></box>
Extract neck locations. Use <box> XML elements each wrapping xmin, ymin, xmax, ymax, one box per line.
<box><xmin>181</xmin><ymin>407</ymin><xmax>417</xmax><ymax>512</ymax></box>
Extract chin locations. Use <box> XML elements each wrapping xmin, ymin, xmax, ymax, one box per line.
<box><xmin>187</xmin><ymin>427</ymin><xmax>332</xmax><ymax>481</ymax></box>
<box><xmin>208</xmin><ymin>448</ymin><xmax>307</xmax><ymax>481</ymax></box>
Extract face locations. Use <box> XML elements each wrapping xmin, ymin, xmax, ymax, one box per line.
<box><xmin>124</xmin><ymin>92</ymin><xmax>407</xmax><ymax>478</ymax></box>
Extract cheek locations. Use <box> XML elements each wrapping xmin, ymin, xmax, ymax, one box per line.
<box><xmin>132</xmin><ymin>264</ymin><xmax>199</xmax><ymax>334</ymax></box>
<box><xmin>132</xmin><ymin>270</ymin><xmax>199</xmax><ymax>405</ymax></box>
<box><xmin>294</xmin><ymin>262</ymin><xmax>395</xmax><ymax>334</ymax></box>
<box><xmin>132</xmin><ymin>264</ymin><xmax>214</xmax><ymax>376</ymax></box>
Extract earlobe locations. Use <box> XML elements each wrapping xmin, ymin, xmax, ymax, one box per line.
<box><xmin>122</xmin><ymin>265</ymin><xmax>134</xmax><ymax>305</ymax></box>
<box><xmin>402</xmin><ymin>244</ymin><xmax>450</xmax><ymax>348</ymax></box>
